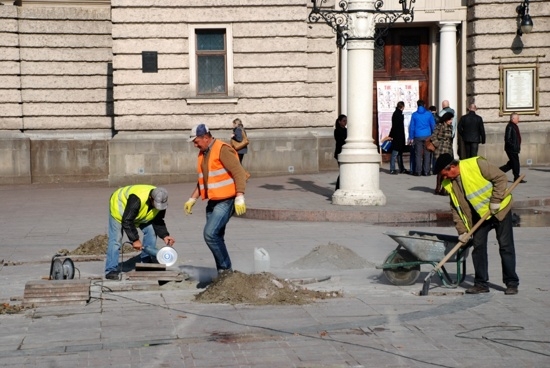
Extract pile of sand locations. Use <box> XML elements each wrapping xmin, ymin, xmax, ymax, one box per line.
<box><xmin>286</xmin><ymin>243</ymin><xmax>371</xmax><ymax>270</ymax></box>
<box><xmin>195</xmin><ymin>271</ymin><xmax>341</xmax><ymax>306</ymax></box>
<box><xmin>57</xmin><ymin>234</ymin><xmax>135</xmax><ymax>255</ymax></box>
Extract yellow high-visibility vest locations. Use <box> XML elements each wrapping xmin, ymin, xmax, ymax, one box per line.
<box><xmin>442</xmin><ymin>157</ymin><xmax>511</xmax><ymax>230</ymax></box>
<box><xmin>109</xmin><ymin>185</ymin><xmax>159</xmax><ymax>224</ymax></box>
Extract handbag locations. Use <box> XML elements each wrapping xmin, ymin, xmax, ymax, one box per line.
<box><xmin>381</xmin><ymin>140</ymin><xmax>392</xmax><ymax>152</ymax></box>
<box><xmin>231</xmin><ymin>128</ymin><xmax>249</xmax><ymax>151</ymax></box>
<box><xmin>425</xmin><ymin>137</ymin><xmax>436</xmax><ymax>152</ymax></box>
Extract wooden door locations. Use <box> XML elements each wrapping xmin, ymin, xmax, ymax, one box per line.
<box><xmin>373</xmin><ymin>27</ymin><xmax>430</xmax><ymax>144</ymax></box>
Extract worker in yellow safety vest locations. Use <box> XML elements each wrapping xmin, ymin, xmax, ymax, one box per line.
<box><xmin>435</xmin><ymin>154</ymin><xmax>519</xmax><ymax>295</ymax></box>
<box><xmin>105</xmin><ymin>185</ymin><xmax>175</xmax><ymax>280</ymax></box>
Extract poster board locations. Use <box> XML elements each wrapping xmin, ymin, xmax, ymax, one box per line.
<box><xmin>376</xmin><ymin>80</ymin><xmax>419</xmax><ymax>146</ymax></box>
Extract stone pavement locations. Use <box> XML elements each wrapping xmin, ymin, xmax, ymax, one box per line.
<box><xmin>0</xmin><ymin>165</ymin><xmax>549</xmax><ymax>367</ymax></box>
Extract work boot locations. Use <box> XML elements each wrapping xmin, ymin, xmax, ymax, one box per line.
<box><xmin>505</xmin><ymin>286</ymin><xmax>518</xmax><ymax>295</ymax></box>
<box><xmin>105</xmin><ymin>271</ymin><xmax>120</xmax><ymax>280</ymax></box>
<box><xmin>465</xmin><ymin>285</ymin><xmax>489</xmax><ymax>294</ymax></box>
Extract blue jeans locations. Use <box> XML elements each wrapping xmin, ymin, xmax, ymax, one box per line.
<box><xmin>390</xmin><ymin>150</ymin><xmax>404</xmax><ymax>172</ymax></box>
<box><xmin>105</xmin><ymin>214</ymin><xmax>159</xmax><ymax>274</ymax></box>
<box><xmin>204</xmin><ymin>198</ymin><xmax>234</xmax><ymax>271</ymax></box>
<box><xmin>471</xmin><ymin>210</ymin><xmax>519</xmax><ymax>288</ymax></box>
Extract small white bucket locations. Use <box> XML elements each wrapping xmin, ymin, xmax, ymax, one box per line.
<box><xmin>254</xmin><ymin>247</ymin><xmax>270</xmax><ymax>273</ymax></box>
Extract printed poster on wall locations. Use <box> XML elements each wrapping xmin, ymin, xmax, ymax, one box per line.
<box><xmin>376</xmin><ymin>80</ymin><xmax>419</xmax><ymax>146</ymax></box>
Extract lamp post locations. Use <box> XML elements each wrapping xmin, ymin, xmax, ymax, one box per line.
<box><xmin>309</xmin><ymin>0</ymin><xmax>415</xmax><ymax>206</ymax></box>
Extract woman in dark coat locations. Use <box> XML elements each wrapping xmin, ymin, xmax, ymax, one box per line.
<box><xmin>333</xmin><ymin>114</ymin><xmax>347</xmax><ymax>190</ymax></box>
<box><xmin>388</xmin><ymin>101</ymin><xmax>408</xmax><ymax>174</ymax></box>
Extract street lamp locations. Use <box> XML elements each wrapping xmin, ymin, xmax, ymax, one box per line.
<box><xmin>516</xmin><ymin>0</ymin><xmax>534</xmax><ymax>36</ymax></box>
<box><xmin>308</xmin><ymin>0</ymin><xmax>415</xmax><ymax>206</ymax></box>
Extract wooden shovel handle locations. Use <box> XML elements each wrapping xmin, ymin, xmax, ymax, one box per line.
<box><xmin>430</xmin><ymin>174</ymin><xmax>525</xmax><ymax>273</ymax></box>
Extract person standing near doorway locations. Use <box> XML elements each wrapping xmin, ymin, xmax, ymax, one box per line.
<box><xmin>457</xmin><ymin>103</ymin><xmax>485</xmax><ymax>159</ymax></box>
<box><xmin>439</xmin><ymin>100</ymin><xmax>456</xmax><ymax>138</ymax></box>
<box><xmin>409</xmin><ymin>100</ymin><xmax>435</xmax><ymax>176</ymax></box>
<box><xmin>388</xmin><ymin>101</ymin><xmax>408</xmax><ymax>174</ymax></box>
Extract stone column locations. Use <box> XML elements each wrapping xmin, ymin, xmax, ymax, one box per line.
<box><xmin>438</xmin><ymin>22</ymin><xmax>460</xmax><ymax>158</ymax></box>
<box><xmin>332</xmin><ymin>0</ymin><xmax>386</xmax><ymax>206</ymax></box>
<box><xmin>339</xmin><ymin>45</ymin><xmax>348</xmax><ymax>115</ymax></box>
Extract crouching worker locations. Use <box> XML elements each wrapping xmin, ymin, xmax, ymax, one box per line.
<box><xmin>105</xmin><ymin>185</ymin><xmax>176</xmax><ymax>280</ymax></box>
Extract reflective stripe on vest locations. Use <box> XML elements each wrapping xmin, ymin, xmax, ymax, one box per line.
<box><xmin>109</xmin><ymin>185</ymin><xmax>159</xmax><ymax>224</ymax></box>
<box><xmin>443</xmin><ymin>157</ymin><xmax>512</xmax><ymax>231</ymax></box>
<box><xmin>197</xmin><ymin>139</ymin><xmax>237</xmax><ymax>200</ymax></box>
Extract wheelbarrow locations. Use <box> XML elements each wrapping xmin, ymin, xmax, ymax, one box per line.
<box><xmin>376</xmin><ymin>230</ymin><xmax>471</xmax><ymax>287</ymax></box>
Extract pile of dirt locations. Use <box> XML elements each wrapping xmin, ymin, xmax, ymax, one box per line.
<box><xmin>195</xmin><ymin>271</ymin><xmax>341</xmax><ymax>305</ymax></box>
<box><xmin>57</xmin><ymin>234</ymin><xmax>135</xmax><ymax>256</ymax></box>
<box><xmin>0</xmin><ymin>303</ymin><xmax>28</xmax><ymax>315</ymax></box>
<box><xmin>286</xmin><ymin>243</ymin><xmax>372</xmax><ymax>270</ymax></box>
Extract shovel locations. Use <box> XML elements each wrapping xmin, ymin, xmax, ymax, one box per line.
<box><xmin>419</xmin><ymin>174</ymin><xmax>525</xmax><ymax>296</ymax></box>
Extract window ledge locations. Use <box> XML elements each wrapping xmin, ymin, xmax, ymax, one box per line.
<box><xmin>186</xmin><ymin>97</ymin><xmax>238</xmax><ymax>105</ymax></box>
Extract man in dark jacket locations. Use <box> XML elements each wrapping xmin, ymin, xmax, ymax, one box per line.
<box><xmin>457</xmin><ymin>103</ymin><xmax>486</xmax><ymax>158</ymax></box>
<box><xmin>499</xmin><ymin>113</ymin><xmax>526</xmax><ymax>183</ymax></box>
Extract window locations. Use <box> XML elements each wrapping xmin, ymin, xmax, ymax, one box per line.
<box><xmin>188</xmin><ymin>25</ymin><xmax>234</xmax><ymax>99</ymax></box>
<box><xmin>196</xmin><ymin>29</ymin><xmax>226</xmax><ymax>94</ymax></box>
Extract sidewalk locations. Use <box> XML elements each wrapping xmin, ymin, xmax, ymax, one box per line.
<box><xmin>0</xmin><ymin>165</ymin><xmax>549</xmax><ymax>367</ymax></box>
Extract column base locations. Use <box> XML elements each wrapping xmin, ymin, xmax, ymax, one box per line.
<box><xmin>332</xmin><ymin>189</ymin><xmax>386</xmax><ymax>206</ymax></box>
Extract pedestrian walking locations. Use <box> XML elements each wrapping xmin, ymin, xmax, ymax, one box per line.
<box><xmin>231</xmin><ymin>118</ymin><xmax>248</xmax><ymax>164</ymax></box>
<box><xmin>184</xmin><ymin>124</ymin><xmax>248</xmax><ymax>274</ymax></box>
<box><xmin>457</xmin><ymin>103</ymin><xmax>485</xmax><ymax>158</ymax></box>
<box><xmin>434</xmin><ymin>153</ymin><xmax>519</xmax><ymax>295</ymax></box>
<box><xmin>105</xmin><ymin>185</ymin><xmax>176</xmax><ymax>280</ymax></box>
<box><xmin>499</xmin><ymin>113</ymin><xmax>526</xmax><ymax>183</ymax></box>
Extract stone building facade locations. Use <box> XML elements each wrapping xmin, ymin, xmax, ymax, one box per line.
<box><xmin>0</xmin><ymin>0</ymin><xmax>548</xmax><ymax>185</ymax></box>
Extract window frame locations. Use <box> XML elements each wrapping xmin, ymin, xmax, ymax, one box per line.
<box><xmin>188</xmin><ymin>24</ymin><xmax>234</xmax><ymax>98</ymax></box>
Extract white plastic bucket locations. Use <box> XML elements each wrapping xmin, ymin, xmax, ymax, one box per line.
<box><xmin>254</xmin><ymin>247</ymin><xmax>270</xmax><ymax>273</ymax></box>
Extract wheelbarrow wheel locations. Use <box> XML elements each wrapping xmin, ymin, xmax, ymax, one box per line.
<box><xmin>383</xmin><ymin>249</ymin><xmax>421</xmax><ymax>286</ymax></box>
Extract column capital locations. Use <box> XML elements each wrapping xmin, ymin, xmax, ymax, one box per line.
<box><xmin>438</xmin><ymin>21</ymin><xmax>461</xmax><ymax>29</ymax></box>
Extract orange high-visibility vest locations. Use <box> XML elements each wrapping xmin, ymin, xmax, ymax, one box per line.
<box><xmin>197</xmin><ymin>139</ymin><xmax>237</xmax><ymax>200</ymax></box>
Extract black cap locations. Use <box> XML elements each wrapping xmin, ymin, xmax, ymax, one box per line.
<box><xmin>434</xmin><ymin>153</ymin><xmax>454</xmax><ymax>174</ymax></box>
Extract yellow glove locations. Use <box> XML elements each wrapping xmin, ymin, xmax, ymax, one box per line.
<box><xmin>234</xmin><ymin>195</ymin><xmax>246</xmax><ymax>216</ymax></box>
<box><xmin>184</xmin><ymin>198</ymin><xmax>197</xmax><ymax>215</ymax></box>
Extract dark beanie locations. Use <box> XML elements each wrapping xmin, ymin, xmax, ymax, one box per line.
<box><xmin>434</xmin><ymin>153</ymin><xmax>454</xmax><ymax>174</ymax></box>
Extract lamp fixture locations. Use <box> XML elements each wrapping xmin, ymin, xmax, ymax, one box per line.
<box><xmin>308</xmin><ymin>0</ymin><xmax>415</xmax><ymax>48</ymax></box>
<box><xmin>516</xmin><ymin>0</ymin><xmax>533</xmax><ymax>36</ymax></box>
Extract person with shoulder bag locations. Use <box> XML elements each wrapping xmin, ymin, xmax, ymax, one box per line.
<box><xmin>231</xmin><ymin>118</ymin><xmax>249</xmax><ymax>163</ymax></box>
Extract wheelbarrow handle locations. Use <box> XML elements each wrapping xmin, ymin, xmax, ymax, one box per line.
<box><xmin>425</xmin><ymin>174</ymin><xmax>525</xmax><ymax>282</ymax></box>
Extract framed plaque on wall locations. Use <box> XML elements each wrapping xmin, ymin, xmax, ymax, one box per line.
<box><xmin>499</xmin><ymin>64</ymin><xmax>539</xmax><ymax>115</ymax></box>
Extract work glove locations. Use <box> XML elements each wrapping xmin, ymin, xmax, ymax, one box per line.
<box><xmin>458</xmin><ymin>232</ymin><xmax>471</xmax><ymax>244</ymax></box>
<box><xmin>490</xmin><ymin>202</ymin><xmax>501</xmax><ymax>215</ymax></box>
<box><xmin>184</xmin><ymin>198</ymin><xmax>197</xmax><ymax>215</ymax></box>
<box><xmin>234</xmin><ymin>195</ymin><xmax>246</xmax><ymax>216</ymax></box>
